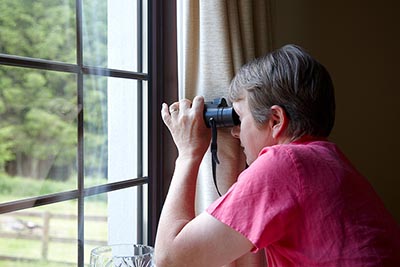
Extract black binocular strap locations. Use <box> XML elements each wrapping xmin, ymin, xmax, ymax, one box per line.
<box><xmin>209</xmin><ymin>118</ymin><xmax>222</xmax><ymax>197</ymax></box>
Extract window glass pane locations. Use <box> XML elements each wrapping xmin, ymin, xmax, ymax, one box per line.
<box><xmin>0</xmin><ymin>0</ymin><xmax>76</xmax><ymax>63</ymax></box>
<box><xmin>84</xmin><ymin>194</ymin><xmax>108</xmax><ymax>266</ymax></box>
<box><xmin>84</xmin><ymin>76</ymin><xmax>147</xmax><ymax>186</ymax></box>
<box><xmin>0</xmin><ymin>66</ymin><xmax>78</xmax><ymax>203</ymax></box>
<box><xmin>107</xmin><ymin>186</ymin><xmax>148</xmax><ymax>245</ymax></box>
<box><xmin>84</xmin><ymin>186</ymin><xmax>148</xmax><ymax>264</ymax></box>
<box><xmin>1</xmin><ymin>0</ymin><xmax>151</xmax><ymax>266</ymax></box>
<box><xmin>83</xmin><ymin>75</ymin><xmax>108</xmax><ymax>186</ymax></box>
<box><xmin>82</xmin><ymin>0</ymin><xmax>107</xmax><ymax>68</ymax></box>
<box><xmin>83</xmin><ymin>0</ymin><xmax>147</xmax><ymax>73</ymax></box>
<box><xmin>0</xmin><ymin>200</ymin><xmax>77</xmax><ymax>266</ymax></box>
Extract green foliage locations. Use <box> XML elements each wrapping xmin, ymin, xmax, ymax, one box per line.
<box><xmin>0</xmin><ymin>65</ymin><xmax>78</xmax><ymax>177</ymax></box>
<box><xmin>0</xmin><ymin>126</ymin><xmax>16</xmax><ymax>168</ymax></box>
<box><xmin>0</xmin><ymin>0</ymin><xmax>108</xmax><ymax>179</ymax></box>
<box><xmin>83</xmin><ymin>0</ymin><xmax>108</xmax><ymax>67</ymax></box>
<box><xmin>0</xmin><ymin>0</ymin><xmax>76</xmax><ymax>62</ymax></box>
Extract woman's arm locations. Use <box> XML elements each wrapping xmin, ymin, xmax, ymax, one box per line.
<box><xmin>155</xmin><ymin>96</ymin><xmax>254</xmax><ymax>267</ymax></box>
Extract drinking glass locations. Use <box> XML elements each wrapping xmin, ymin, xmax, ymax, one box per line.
<box><xmin>90</xmin><ymin>244</ymin><xmax>154</xmax><ymax>267</ymax></box>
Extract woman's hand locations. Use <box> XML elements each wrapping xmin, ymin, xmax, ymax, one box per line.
<box><xmin>161</xmin><ymin>96</ymin><xmax>211</xmax><ymax>161</ymax></box>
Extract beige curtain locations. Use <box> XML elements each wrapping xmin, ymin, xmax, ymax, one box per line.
<box><xmin>177</xmin><ymin>0</ymin><xmax>273</xmax><ymax>210</ymax></box>
<box><xmin>177</xmin><ymin>1</ymin><xmax>273</xmax><ymax>265</ymax></box>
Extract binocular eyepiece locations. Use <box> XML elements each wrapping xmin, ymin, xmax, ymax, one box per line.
<box><xmin>203</xmin><ymin>98</ymin><xmax>240</xmax><ymax>128</ymax></box>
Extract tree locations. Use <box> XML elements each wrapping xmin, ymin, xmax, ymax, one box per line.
<box><xmin>0</xmin><ymin>0</ymin><xmax>108</xmax><ymax>180</ymax></box>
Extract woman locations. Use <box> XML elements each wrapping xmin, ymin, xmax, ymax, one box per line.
<box><xmin>155</xmin><ymin>44</ymin><xmax>400</xmax><ymax>267</ymax></box>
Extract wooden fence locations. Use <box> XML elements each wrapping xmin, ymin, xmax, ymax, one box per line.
<box><xmin>0</xmin><ymin>210</ymin><xmax>107</xmax><ymax>265</ymax></box>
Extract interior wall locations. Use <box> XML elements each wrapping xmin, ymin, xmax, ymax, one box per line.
<box><xmin>272</xmin><ymin>0</ymin><xmax>400</xmax><ymax>222</ymax></box>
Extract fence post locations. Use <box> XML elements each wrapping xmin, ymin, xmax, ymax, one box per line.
<box><xmin>41</xmin><ymin>211</ymin><xmax>51</xmax><ymax>260</ymax></box>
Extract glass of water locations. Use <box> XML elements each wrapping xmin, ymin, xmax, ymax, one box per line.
<box><xmin>90</xmin><ymin>244</ymin><xmax>154</xmax><ymax>267</ymax></box>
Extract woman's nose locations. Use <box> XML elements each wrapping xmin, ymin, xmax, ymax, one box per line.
<box><xmin>231</xmin><ymin>125</ymin><xmax>240</xmax><ymax>139</ymax></box>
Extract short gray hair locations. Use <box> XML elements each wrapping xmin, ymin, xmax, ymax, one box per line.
<box><xmin>229</xmin><ymin>44</ymin><xmax>335</xmax><ymax>138</ymax></box>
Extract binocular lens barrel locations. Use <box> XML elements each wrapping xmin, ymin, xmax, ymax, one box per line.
<box><xmin>204</xmin><ymin>106</ymin><xmax>240</xmax><ymax>128</ymax></box>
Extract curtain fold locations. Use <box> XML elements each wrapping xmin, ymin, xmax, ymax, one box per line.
<box><xmin>177</xmin><ymin>0</ymin><xmax>273</xmax><ymax>213</ymax></box>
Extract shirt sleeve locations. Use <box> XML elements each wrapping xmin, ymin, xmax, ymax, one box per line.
<box><xmin>206</xmin><ymin>146</ymin><xmax>302</xmax><ymax>252</ymax></box>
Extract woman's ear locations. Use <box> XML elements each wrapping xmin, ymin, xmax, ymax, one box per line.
<box><xmin>269</xmin><ymin>105</ymin><xmax>289</xmax><ymax>139</ymax></box>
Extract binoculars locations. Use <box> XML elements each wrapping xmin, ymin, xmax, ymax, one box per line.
<box><xmin>203</xmin><ymin>98</ymin><xmax>240</xmax><ymax>128</ymax></box>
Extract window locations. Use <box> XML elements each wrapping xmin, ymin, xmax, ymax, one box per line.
<box><xmin>0</xmin><ymin>0</ymin><xmax>172</xmax><ymax>266</ymax></box>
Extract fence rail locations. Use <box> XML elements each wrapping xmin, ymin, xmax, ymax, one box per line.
<box><xmin>0</xmin><ymin>210</ymin><xmax>107</xmax><ymax>265</ymax></box>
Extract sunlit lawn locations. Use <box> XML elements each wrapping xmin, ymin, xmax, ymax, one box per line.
<box><xmin>0</xmin><ymin>175</ymin><xmax>108</xmax><ymax>266</ymax></box>
<box><xmin>0</xmin><ymin>259</ymin><xmax>72</xmax><ymax>267</ymax></box>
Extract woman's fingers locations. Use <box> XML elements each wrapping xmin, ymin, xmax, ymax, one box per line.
<box><xmin>161</xmin><ymin>103</ymin><xmax>171</xmax><ymax>125</ymax></box>
<box><xmin>178</xmin><ymin>98</ymin><xmax>192</xmax><ymax>114</ymax></box>
<box><xmin>169</xmin><ymin>102</ymin><xmax>180</xmax><ymax>115</ymax></box>
<box><xmin>161</xmin><ymin>101</ymin><xmax>181</xmax><ymax>127</ymax></box>
<box><xmin>192</xmin><ymin>96</ymin><xmax>205</xmax><ymax>113</ymax></box>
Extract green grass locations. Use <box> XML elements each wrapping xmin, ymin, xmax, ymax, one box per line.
<box><xmin>0</xmin><ymin>173</ymin><xmax>109</xmax><ymax>267</ymax></box>
<box><xmin>0</xmin><ymin>174</ymin><xmax>75</xmax><ymax>198</ymax></box>
<box><xmin>0</xmin><ymin>259</ymin><xmax>74</xmax><ymax>267</ymax></box>
<box><xmin>0</xmin><ymin>173</ymin><xmax>108</xmax><ymax>203</ymax></box>
<box><xmin>0</xmin><ymin>238</ymin><xmax>42</xmax><ymax>259</ymax></box>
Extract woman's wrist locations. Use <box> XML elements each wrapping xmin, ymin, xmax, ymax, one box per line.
<box><xmin>175</xmin><ymin>153</ymin><xmax>204</xmax><ymax>166</ymax></box>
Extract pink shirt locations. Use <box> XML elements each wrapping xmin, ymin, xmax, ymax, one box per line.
<box><xmin>207</xmin><ymin>138</ymin><xmax>400</xmax><ymax>266</ymax></box>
